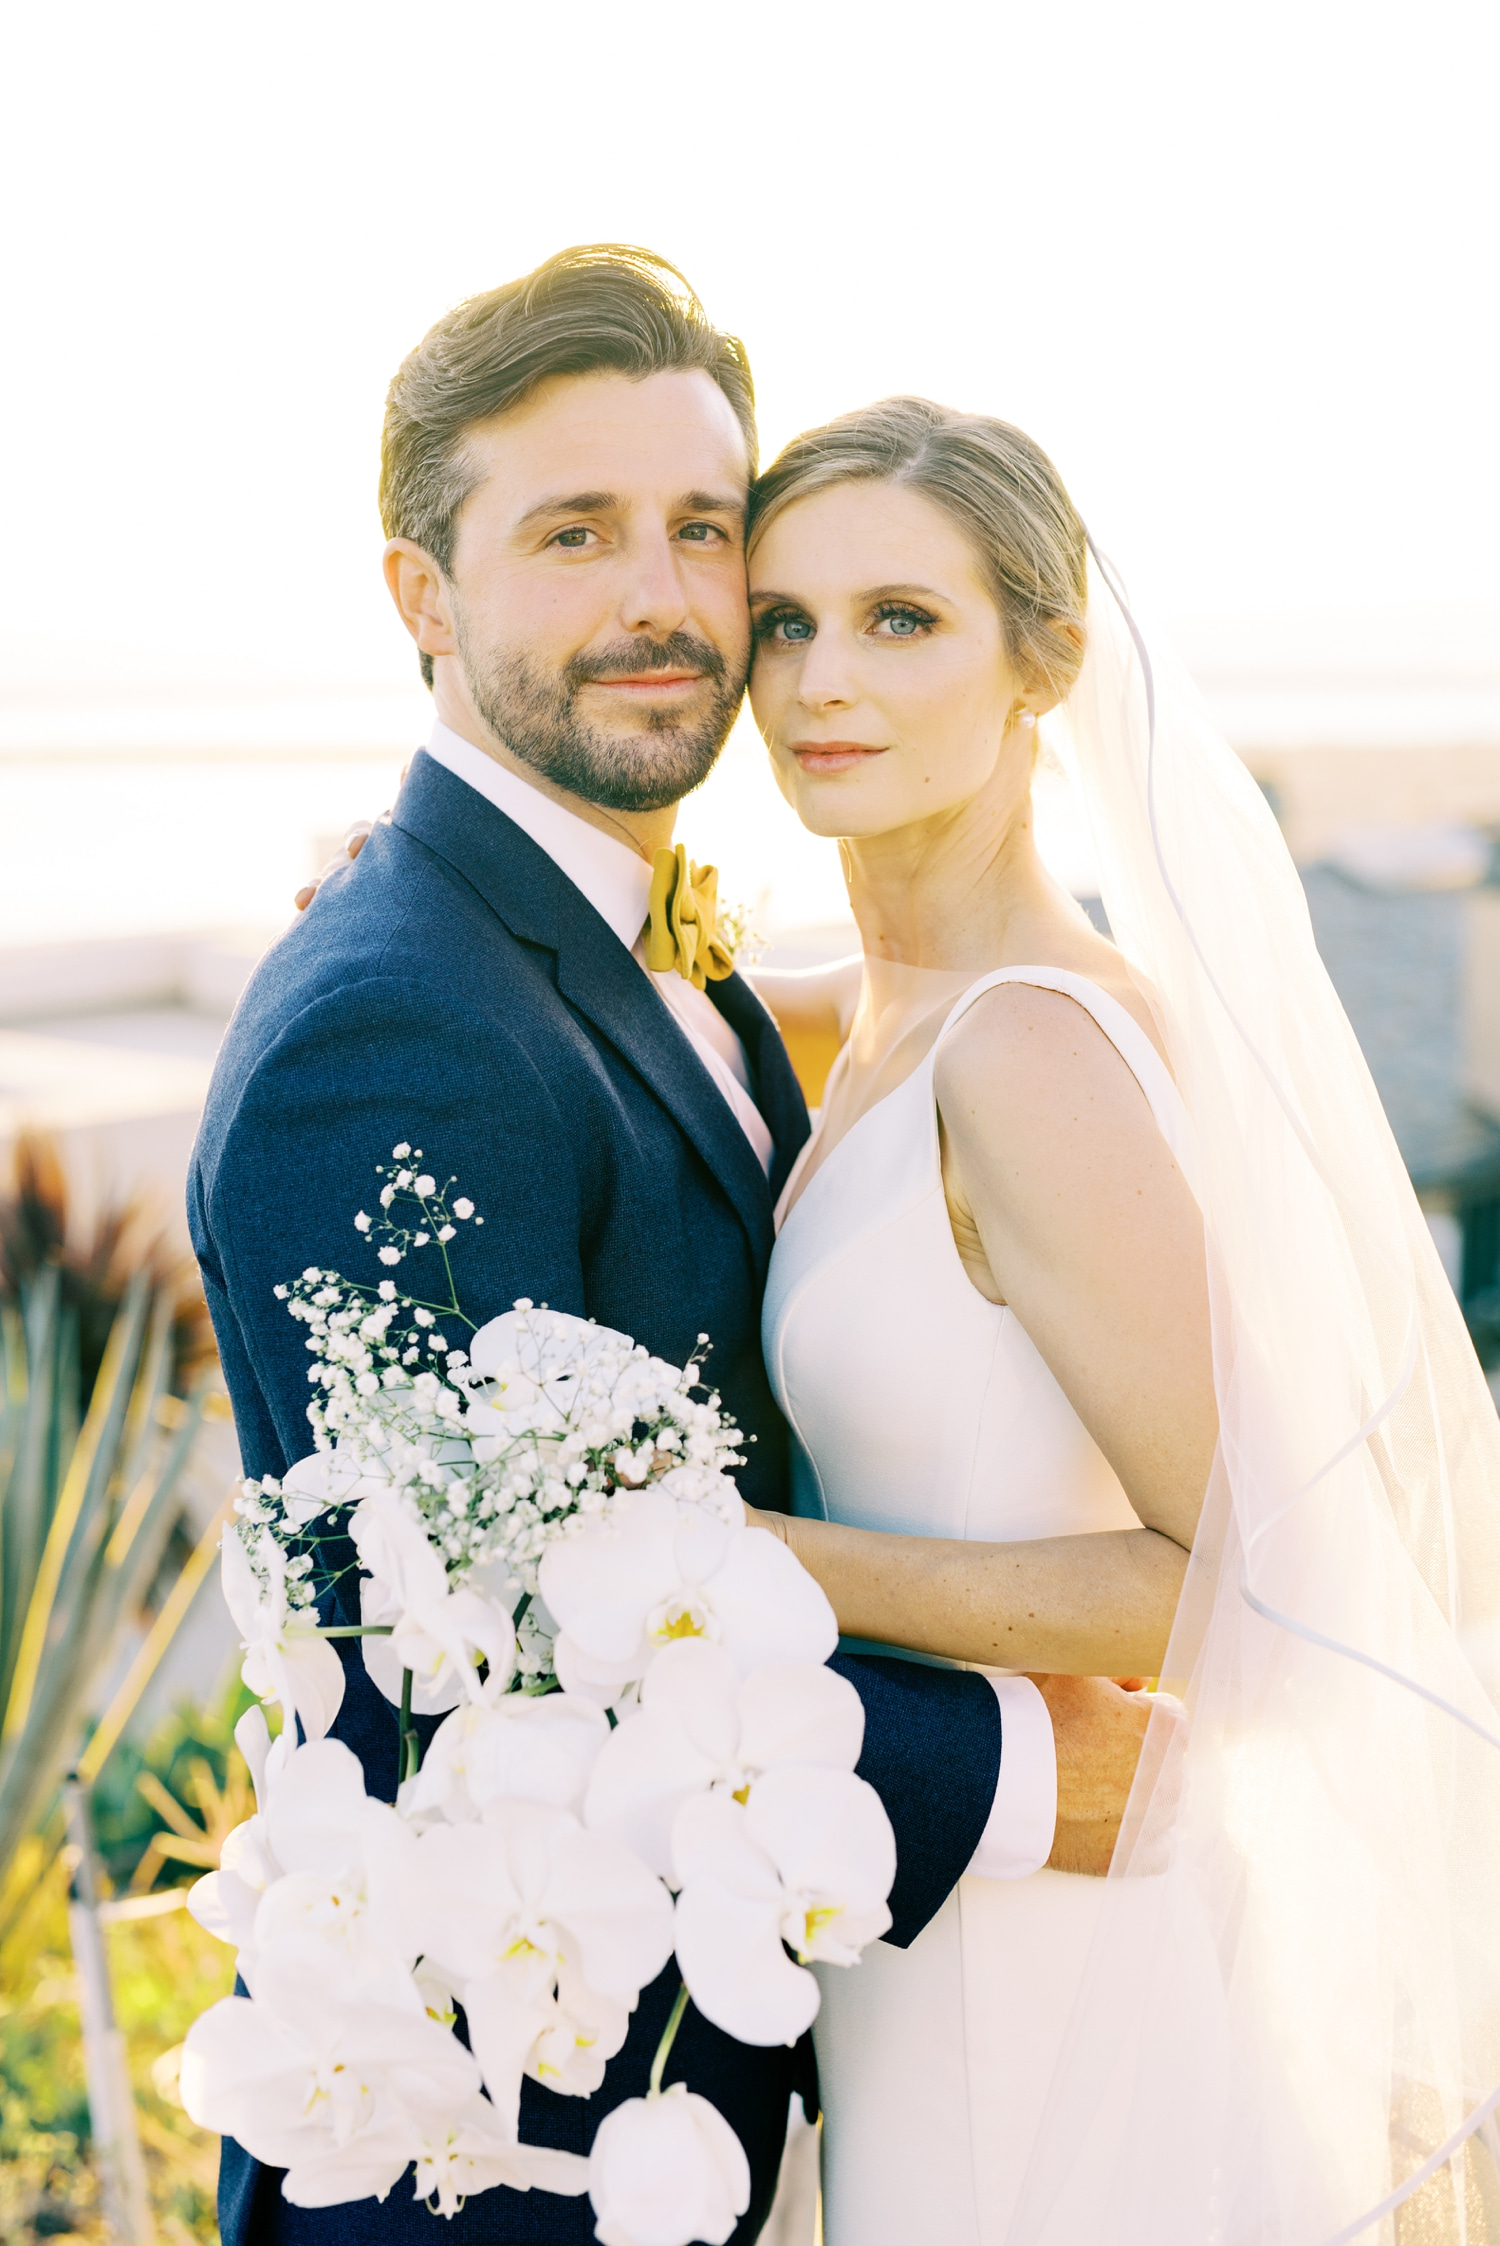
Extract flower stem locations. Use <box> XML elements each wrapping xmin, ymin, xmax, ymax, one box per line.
<box><xmin>648</xmin><ymin>1982</ymin><xmax>691</xmax><ymax>2099</ymax></box>
<box><xmin>398</xmin><ymin>1666</ymin><xmax>420</xmax><ymax>1786</ymax></box>
<box><xmin>313</xmin><ymin>1623</ymin><xmax>395</xmax><ymax>1638</ymax></box>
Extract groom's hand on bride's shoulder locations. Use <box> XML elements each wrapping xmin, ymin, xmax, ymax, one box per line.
<box><xmin>1031</xmin><ymin>1673</ymin><xmax>1165</xmax><ymax>1877</ymax></box>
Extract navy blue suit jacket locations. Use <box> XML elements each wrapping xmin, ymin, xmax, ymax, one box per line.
<box><xmin>189</xmin><ymin>750</ymin><xmax>1002</xmax><ymax>2245</ymax></box>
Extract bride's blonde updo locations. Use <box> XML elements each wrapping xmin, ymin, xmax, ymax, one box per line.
<box><xmin>746</xmin><ymin>396</ymin><xmax>1089</xmax><ymax>703</ymax></box>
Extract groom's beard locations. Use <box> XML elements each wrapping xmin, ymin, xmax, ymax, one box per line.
<box><xmin>454</xmin><ymin>618</ymin><xmax>744</xmax><ymax>814</ymax></box>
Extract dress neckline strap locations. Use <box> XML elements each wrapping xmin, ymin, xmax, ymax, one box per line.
<box><xmin>930</xmin><ymin>966</ymin><xmax>1197</xmax><ymax>1191</ymax></box>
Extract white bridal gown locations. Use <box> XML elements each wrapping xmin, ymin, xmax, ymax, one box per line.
<box><xmin>763</xmin><ymin>967</ymin><xmax>1198</xmax><ymax>2246</ymax></box>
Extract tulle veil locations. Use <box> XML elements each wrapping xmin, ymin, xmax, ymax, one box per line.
<box><xmin>1006</xmin><ymin>550</ymin><xmax>1500</xmax><ymax>2244</ymax></box>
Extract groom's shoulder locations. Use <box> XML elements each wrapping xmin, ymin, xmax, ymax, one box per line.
<box><xmin>199</xmin><ymin>811</ymin><xmax>548</xmax><ymax>1155</ymax></box>
<box><xmin>228</xmin><ymin>822</ymin><xmax>504</xmax><ymax>1045</ymax></box>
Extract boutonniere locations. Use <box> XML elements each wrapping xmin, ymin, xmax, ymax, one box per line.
<box><xmin>644</xmin><ymin>845</ymin><xmax>763</xmax><ymax>988</ymax></box>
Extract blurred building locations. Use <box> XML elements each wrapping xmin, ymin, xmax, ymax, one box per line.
<box><xmin>1186</xmin><ymin>601</ymin><xmax>1500</xmax><ymax>1359</ymax></box>
<box><xmin>0</xmin><ymin>928</ymin><xmax>272</xmax><ymax>1254</ymax></box>
<box><xmin>1301</xmin><ymin>858</ymin><xmax>1500</xmax><ymax>1303</ymax></box>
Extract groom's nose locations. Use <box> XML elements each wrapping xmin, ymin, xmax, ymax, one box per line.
<box><xmin>615</xmin><ymin>523</ymin><xmax>693</xmax><ymax>642</ymax></box>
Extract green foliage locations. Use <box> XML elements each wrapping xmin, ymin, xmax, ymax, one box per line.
<box><xmin>0</xmin><ymin>1132</ymin><xmax>215</xmax><ymax>1405</ymax></box>
<box><xmin>0</xmin><ymin>1836</ymin><xmax>104</xmax><ymax>2245</ymax></box>
<box><xmin>1</xmin><ymin>1834</ymin><xmax>232</xmax><ymax>2245</ymax></box>
<box><xmin>90</xmin><ymin>1677</ymin><xmax>261</xmax><ymax>1896</ymax></box>
<box><xmin>0</xmin><ymin>1273</ymin><xmax>210</xmax><ymax>1882</ymax></box>
<box><xmin>0</xmin><ymin>1138</ymin><xmax>233</xmax><ymax>2241</ymax></box>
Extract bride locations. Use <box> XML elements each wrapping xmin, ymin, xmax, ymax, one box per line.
<box><xmin>739</xmin><ymin>398</ymin><xmax>1500</xmax><ymax>2246</ymax></box>
<box><xmin>308</xmin><ymin>386</ymin><xmax>1500</xmax><ymax>2245</ymax></box>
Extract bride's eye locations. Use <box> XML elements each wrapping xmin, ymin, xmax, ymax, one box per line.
<box><xmin>871</xmin><ymin>602</ymin><xmax>935</xmax><ymax>639</ymax></box>
<box><xmin>756</xmin><ymin>608</ymin><xmax>815</xmax><ymax>645</ymax></box>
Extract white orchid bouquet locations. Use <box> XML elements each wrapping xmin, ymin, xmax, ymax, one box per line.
<box><xmin>183</xmin><ymin>1146</ymin><xmax>896</xmax><ymax>2246</ymax></box>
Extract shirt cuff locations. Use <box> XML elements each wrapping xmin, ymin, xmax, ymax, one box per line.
<box><xmin>965</xmin><ymin>1675</ymin><xmax>1057</xmax><ymax>1880</ymax></box>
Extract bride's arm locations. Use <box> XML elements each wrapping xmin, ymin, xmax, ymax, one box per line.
<box><xmin>750</xmin><ymin>984</ymin><xmax>1217</xmax><ymax>1675</ymax></box>
<box><xmin>744</xmin><ymin>957</ymin><xmax>861</xmax><ymax>1044</ymax></box>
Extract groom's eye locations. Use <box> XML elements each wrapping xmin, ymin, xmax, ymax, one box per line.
<box><xmin>552</xmin><ymin>526</ymin><xmax>596</xmax><ymax>548</ymax></box>
<box><xmin>677</xmin><ymin>521</ymin><xmax>728</xmax><ymax>544</ymax></box>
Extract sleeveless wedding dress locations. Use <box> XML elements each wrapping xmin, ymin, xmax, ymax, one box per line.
<box><xmin>762</xmin><ymin>966</ymin><xmax>1198</xmax><ymax>2246</ymax></box>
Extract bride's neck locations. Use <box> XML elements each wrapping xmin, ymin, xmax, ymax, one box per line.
<box><xmin>843</xmin><ymin>766</ymin><xmax>1063</xmax><ymax>972</ymax></box>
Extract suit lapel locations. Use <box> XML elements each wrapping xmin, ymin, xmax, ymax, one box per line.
<box><xmin>392</xmin><ymin>755</ymin><xmax>783</xmax><ymax>1263</ymax></box>
<box><xmin>710</xmin><ymin>974</ymin><xmax>811</xmax><ymax>1207</ymax></box>
<box><xmin>550</xmin><ymin>940</ymin><xmax>777</xmax><ymax>1259</ymax></box>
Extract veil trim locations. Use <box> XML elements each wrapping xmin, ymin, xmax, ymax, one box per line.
<box><xmin>1088</xmin><ymin>531</ymin><xmax>1500</xmax><ymax>2241</ymax></box>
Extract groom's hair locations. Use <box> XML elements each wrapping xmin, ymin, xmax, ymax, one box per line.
<box><xmin>381</xmin><ymin>245</ymin><xmax>757</xmax><ymax>687</ymax></box>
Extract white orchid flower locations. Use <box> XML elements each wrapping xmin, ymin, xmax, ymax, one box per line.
<box><xmin>232</xmin><ymin>1702</ymin><xmax>285</xmax><ymax>1808</ymax></box>
<box><xmin>526</xmin><ymin>1952</ymin><xmax>630</xmax><ymax>2100</ymax></box>
<box><xmin>180</xmin><ymin>1939</ymin><xmax>474</xmax><ymax>2207</ymax></box>
<box><xmin>193</xmin><ymin>1736</ymin><xmax>410</xmax><ymax>1996</ymax></box>
<box><xmin>587</xmin><ymin>2083</ymin><xmax>750</xmax><ymax>2246</ymax></box>
<box><xmin>260</xmin><ymin>1738</ymin><xmax>395</xmax><ymax>1882</ymax></box>
<box><xmin>253</xmin><ymin>1742</ymin><xmax>417</xmax><ymax>1980</ymax></box>
<box><xmin>462</xmin><ymin>1384</ymin><xmax>563</xmax><ymax>1449</ymax></box>
<box><xmin>471</xmin><ymin>1304</ymin><xmax>609</xmax><ymax>1387</ymax></box>
<box><xmin>467</xmin><ymin>1306</ymin><xmax>602</xmax><ymax>1436</ymax></box>
<box><xmin>444</xmin><ymin>1942</ymin><xmax>561</xmax><ymax>2142</ymax></box>
<box><xmin>553</xmin><ymin>1637</ymin><xmax>648</xmax><ymax>1712</ymax></box>
<box><xmin>278</xmin><ymin>1447</ymin><xmax>382</xmax><ymax>1526</ymax></box>
<box><xmin>408</xmin><ymin>2095</ymin><xmax>590</xmax><ymax>2216</ymax></box>
<box><xmin>671</xmin><ymin>1769</ymin><xmax>896</xmax><ymax>2047</ymax></box>
<box><xmin>350</xmin><ymin>1489</ymin><xmax>515</xmax><ymax>1709</ymax></box>
<box><xmin>221</xmin><ymin>1528</ymin><xmax>345</xmax><ymax>1742</ymax></box>
<box><xmin>188</xmin><ymin>1707</ymin><xmax>289</xmax><ymax>1959</ymax></box>
<box><xmin>539</xmin><ymin>1490</ymin><xmax>837</xmax><ymax>1708</ymax></box>
<box><xmin>400</xmin><ymin>1690</ymin><xmax>609</xmax><ymax>1826</ymax></box>
<box><xmin>584</xmin><ymin>1639</ymin><xmax>865</xmax><ymax>1878</ymax></box>
<box><xmin>435</xmin><ymin>1940</ymin><xmax>634</xmax><ymax>2115</ymax></box>
<box><xmin>409</xmin><ymin>1800</ymin><xmax>675</xmax><ymax>2132</ymax></box>
<box><xmin>359</xmin><ymin>1575</ymin><xmax>465</xmax><ymax>1718</ymax></box>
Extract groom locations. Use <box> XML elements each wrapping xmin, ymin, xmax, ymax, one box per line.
<box><xmin>190</xmin><ymin>245</ymin><xmax>1144</xmax><ymax>2246</ymax></box>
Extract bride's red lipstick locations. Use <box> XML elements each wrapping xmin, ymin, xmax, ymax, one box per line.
<box><xmin>789</xmin><ymin>740</ymin><xmax>888</xmax><ymax>775</ymax></box>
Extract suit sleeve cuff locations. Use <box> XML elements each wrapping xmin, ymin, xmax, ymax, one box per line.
<box><xmin>965</xmin><ymin>1675</ymin><xmax>1057</xmax><ymax>1880</ymax></box>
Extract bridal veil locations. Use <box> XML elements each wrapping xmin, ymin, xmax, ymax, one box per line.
<box><xmin>1007</xmin><ymin>553</ymin><xmax>1500</xmax><ymax>2244</ymax></box>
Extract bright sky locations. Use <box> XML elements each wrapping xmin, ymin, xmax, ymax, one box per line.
<box><xmin>1</xmin><ymin>0</ymin><xmax>1496</xmax><ymax>948</ymax></box>
<box><xmin>3</xmin><ymin>0</ymin><xmax>1497</xmax><ymax>696</ymax></box>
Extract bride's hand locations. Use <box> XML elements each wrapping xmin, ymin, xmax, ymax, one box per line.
<box><xmin>293</xmin><ymin>771</ymin><xmax>406</xmax><ymax>911</ymax></box>
<box><xmin>294</xmin><ymin>819</ymin><xmax>377</xmax><ymax>912</ymax></box>
<box><xmin>1030</xmin><ymin>1673</ymin><xmax>1165</xmax><ymax>1877</ymax></box>
<box><xmin>741</xmin><ymin>1502</ymin><xmax>793</xmax><ymax>1547</ymax></box>
<box><xmin>737</xmin><ymin>1517</ymin><xmax>1158</xmax><ymax>1874</ymax></box>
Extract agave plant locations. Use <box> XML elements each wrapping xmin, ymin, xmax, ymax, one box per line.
<box><xmin>0</xmin><ymin>1265</ymin><xmax>210</xmax><ymax>1880</ymax></box>
<box><xmin>0</xmin><ymin>1129</ymin><xmax>216</xmax><ymax>1399</ymax></box>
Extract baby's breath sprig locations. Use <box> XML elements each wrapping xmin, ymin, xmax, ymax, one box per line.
<box><xmin>237</xmin><ymin>1145</ymin><xmax>746</xmax><ymax>1692</ymax></box>
<box><xmin>353</xmin><ymin>1141</ymin><xmax>484</xmax><ymax>1316</ymax></box>
<box><xmin>715</xmin><ymin>898</ymin><xmax>764</xmax><ymax>972</ymax></box>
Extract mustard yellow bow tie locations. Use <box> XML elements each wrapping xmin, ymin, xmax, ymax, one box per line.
<box><xmin>644</xmin><ymin>844</ymin><xmax>735</xmax><ymax>991</ymax></box>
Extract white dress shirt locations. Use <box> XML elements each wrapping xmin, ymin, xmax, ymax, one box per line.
<box><xmin>422</xmin><ymin>718</ymin><xmax>1057</xmax><ymax>1879</ymax></box>
<box><xmin>424</xmin><ymin>723</ymin><xmax>773</xmax><ymax>1174</ymax></box>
